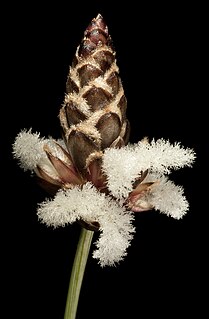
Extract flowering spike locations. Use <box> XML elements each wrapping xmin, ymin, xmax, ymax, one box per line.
<box><xmin>12</xmin><ymin>14</ymin><xmax>196</xmax><ymax>268</ymax></box>
<box><xmin>59</xmin><ymin>13</ymin><xmax>130</xmax><ymax>175</ymax></box>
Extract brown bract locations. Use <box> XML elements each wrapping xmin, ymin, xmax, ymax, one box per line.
<box><xmin>59</xmin><ymin>14</ymin><xmax>130</xmax><ymax>177</ymax></box>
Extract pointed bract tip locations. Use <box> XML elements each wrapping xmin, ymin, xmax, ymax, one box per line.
<box><xmin>86</xmin><ymin>13</ymin><xmax>108</xmax><ymax>35</ymax></box>
<box><xmin>95</xmin><ymin>13</ymin><xmax>103</xmax><ymax>20</ymax></box>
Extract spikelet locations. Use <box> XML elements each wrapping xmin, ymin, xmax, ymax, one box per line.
<box><xmin>59</xmin><ymin>14</ymin><xmax>130</xmax><ymax>175</ymax></box>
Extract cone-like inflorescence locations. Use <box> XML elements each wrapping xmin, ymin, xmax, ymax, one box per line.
<box><xmin>59</xmin><ymin>14</ymin><xmax>130</xmax><ymax>176</ymax></box>
<box><xmin>12</xmin><ymin>13</ymin><xmax>196</xmax><ymax>261</ymax></box>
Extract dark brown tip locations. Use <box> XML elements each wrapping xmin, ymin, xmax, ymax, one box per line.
<box><xmin>85</xmin><ymin>13</ymin><xmax>108</xmax><ymax>36</ymax></box>
<box><xmin>78</xmin><ymin>14</ymin><xmax>113</xmax><ymax>58</ymax></box>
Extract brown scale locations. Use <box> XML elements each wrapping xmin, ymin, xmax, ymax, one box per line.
<box><xmin>59</xmin><ymin>13</ymin><xmax>130</xmax><ymax>175</ymax></box>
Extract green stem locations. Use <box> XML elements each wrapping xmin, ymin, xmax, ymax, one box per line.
<box><xmin>64</xmin><ymin>227</ymin><xmax>94</xmax><ymax>319</ymax></box>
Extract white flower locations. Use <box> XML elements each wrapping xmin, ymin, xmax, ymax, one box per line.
<box><xmin>37</xmin><ymin>183</ymin><xmax>135</xmax><ymax>266</ymax></box>
<box><xmin>12</xmin><ymin>129</ymin><xmax>45</xmax><ymax>171</ymax></box>
<box><xmin>13</xmin><ymin>130</ymin><xmax>196</xmax><ymax>266</ymax></box>
<box><xmin>135</xmin><ymin>173</ymin><xmax>189</xmax><ymax>219</ymax></box>
<box><xmin>102</xmin><ymin>138</ymin><xmax>195</xmax><ymax>200</ymax></box>
<box><xmin>12</xmin><ymin>129</ymin><xmax>84</xmax><ymax>189</ymax></box>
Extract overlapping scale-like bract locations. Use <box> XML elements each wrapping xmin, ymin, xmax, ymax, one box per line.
<box><xmin>59</xmin><ymin>14</ymin><xmax>130</xmax><ymax>175</ymax></box>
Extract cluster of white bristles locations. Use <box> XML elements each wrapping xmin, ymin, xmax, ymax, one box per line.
<box><xmin>13</xmin><ymin>129</ymin><xmax>196</xmax><ymax>266</ymax></box>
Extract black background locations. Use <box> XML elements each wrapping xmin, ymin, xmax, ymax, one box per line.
<box><xmin>2</xmin><ymin>2</ymin><xmax>207</xmax><ymax>318</ymax></box>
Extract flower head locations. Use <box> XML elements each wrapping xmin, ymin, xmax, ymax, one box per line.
<box><xmin>12</xmin><ymin>14</ymin><xmax>196</xmax><ymax>266</ymax></box>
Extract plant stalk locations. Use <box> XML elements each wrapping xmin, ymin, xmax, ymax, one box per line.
<box><xmin>64</xmin><ymin>227</ymin><xmax>94</xmax><ymax>319</ymax></box>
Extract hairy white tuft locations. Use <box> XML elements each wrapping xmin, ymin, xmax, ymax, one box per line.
<box><xmin>12</xmin><ymin>129</ymin><xmax>69</xmax><ymax>175</ymax></box>
<box><xmin>102</xmin><ymin>146</ymin><xmax>139</xmax><ymax>199</ymax></box>
<box><xmin>37</xmin><ymin>182</ymin><xmax>135</xmax><ymax>266</ymax></box>
<box><xmin>37</xmin><ymin>188</ymin><xmax>80</xmax><ymax>227</ymax></box>
<box><xmin>93</xmin><ymin>209</ymin><xmax>135</xmax><ymax>267</ymax></box>
<box><xmin>142</xmin><ymin>174</ymin><xmax>189</xmax><ymax>219</ymax></box>
<box><xmin>102</xmin><ymin>138</ymin><xmax>196</xmax><ymax>199</ymax></box>
<box><xmin>12</xmin><ymin>129</ymin><xmax>45</xmax><ymax>171</ymax></box>
<box><xmin>135</xmin><ymin>138</ymin><xmax>196</xmax><ymax>173</ymax></box>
